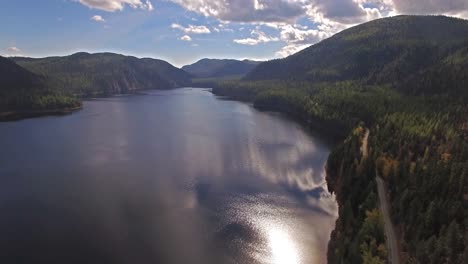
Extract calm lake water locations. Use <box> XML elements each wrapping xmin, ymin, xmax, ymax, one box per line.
<box><xmin>0</xmin><ymin>88</ymin><xmax>337</xmax><ymax>264</ymax></box>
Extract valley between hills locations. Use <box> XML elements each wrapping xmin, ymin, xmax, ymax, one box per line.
<box><xmin>1</xmin><ymin>15</ymin><xmax>467</xmax><ymax>264</ymax></box>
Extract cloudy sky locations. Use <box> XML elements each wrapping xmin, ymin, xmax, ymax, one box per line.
<box><xmin>1</xmin><ymin>0</ymin><xmax>467</xmax><ymax>66</ymax></box>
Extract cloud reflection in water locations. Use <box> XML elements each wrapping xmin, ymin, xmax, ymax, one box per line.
<box><xmin>0</xmin><ymin>89</ymin><xmax>337</xmax><ymax>264</ymax></box>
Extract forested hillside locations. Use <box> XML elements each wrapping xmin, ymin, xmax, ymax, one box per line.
<box><xmin>1</xmin><ymin>52</ymin><xmax>192</xmax><ymax>120</ymax></box>
<box><xmin>0</xmin><ymin>56</ymin><xmax>80</xmax><ymax>118</ymax></box>
<box><xmin>211</xmin><ymin>15</ymin><xmax>468</xmax><ymax>263</ymax></box>
<box><xmin>182</xmin><ymin>58</ymin><xmax>261</xmax><ymax>79</ymax></box>
<box><xmin>13</xmin><ymin>52</ymin><xmax>192</xmax><ymax>97</ymax></box>
<box><xmin>246</xmin><ymin>15</ymin><xmax>468</xmax><ymax>96</ymax></box>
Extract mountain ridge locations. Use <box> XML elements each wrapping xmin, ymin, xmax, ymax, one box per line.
<box><xmin>0</xmin><ymin>56</ymin><xmax>80</xmax><ymax>117</ymax></box>
<box><xmin>246</xmin><ymin>15</ymin><xmax>468</xmax><ymax>96</ymax></box>
<box><xmin>183</xmin><ymin>58</ymin><xmax>262</xmax><ymax>79</ymax></box>
<box><xmin>210</xmin><ymin>15</ymin><xmax>468</xmax><ymax>264</ymax></box>
<box><xmin>13</xmin><ymin>52</ymin><xmax>192</xmax><ymax>97</ymax></box>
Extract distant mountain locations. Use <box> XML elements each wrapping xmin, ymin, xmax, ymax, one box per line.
<box><xmin>246</xmin><ymin>15</ymin><xmax>468</xmax><ymax>96</ymax></box>
<box><xmin>182</xmin><ymin>59</ymin><xmax>262</xmax><ymax>79</ymax></box>
<box><xmin>13</xmin><ymin>52</ymin><xmax>192</xmax><ymax>97</ymax></box>
<box><xmin>0</xmin><ymin>56</ymin><xmax>79</xmax><ymax>115</ymax></box>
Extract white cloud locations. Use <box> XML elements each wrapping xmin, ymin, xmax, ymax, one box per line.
<box><xmin>167</xmin><ymin>0</ymin><xmax>403</xmax><ymax>27</ymax></box>
<box><xmin>6</xmin><ymin>47</ymin><xmax>21</xmax><ymax>53</ymax></box>
<box><xmin>305</xmin><ymin>0</ymin><xmax>366</xmax><ymax>24</ymax></box>
<box><xmin>180</xmin><ymin>35</ymin><xmax>192</xmax><ymax>41</ymax></box>
<box><xmin>269</xmin><ymin>23</ymin><xmax>332</xmax><ymax>57</ymax></box>
<box><xmin>78</xmin><ymin>0</ymin><xmax>154</xmax><ymax>12</ymax></box>
<box><xmin>91</xmin><ymin>15</ymin><xmax>106</xmax><ymax>22</ymax></box>
<box><xmin>276</xmin><ymin>43</ymin><xmax>309</xmax><ymax>57</ymax></box>
<box><xmin>213</xmin><ymin>23</ymin><xmax>235</xmax><ymax>33</ymax></box>
<box><xmin>279</xmin><ymin>24</ymin><xmax>329</xmax><ymax>44</ymax></box>
<box><xmin>2</xmin><ymin>46</ymin><xmax>23</xmax><ymax>57</ymax></box>
<box><xmin>169</xmin><ymin>0</ymin><xmax>305</xmax><ymax>23</ymax></box>
<box><xmin>171</xmin><ymin>23</ymin><xmax>211</xmax><ymax>34</ymax></box>
<box><xmin>234</xmin><ymin>29</ymin><xmax>279</xmax><ymax>45</ymax></box>
<box><xmin>169</xmin><ymin>0</ymin><xmax>468</xmax><ymax>59</ymax></box>
<box><xmin>77</xmin><ymin>0</ymin><xmax>468</xmax><ymax>61</ymax></box>
<box><xmin>167</xmin><ymin>1</ymin><xmax>394</xmax><ymax>58</ymax></box>
<box><xmin>167</xmin><ymin>0</ymin><xmax>397</xmax><ymax>24</ymax></box>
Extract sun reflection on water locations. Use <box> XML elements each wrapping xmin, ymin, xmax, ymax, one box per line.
<box><xmin>268</xmin><ymin>227</ymin><xmax>300</xmax><ymax>264</ymax></box>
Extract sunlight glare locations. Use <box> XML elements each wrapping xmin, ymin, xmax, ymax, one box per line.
<box><xmin>268</xmin><ymin>228</ymin><xmax>299</xmax><ymax>264</ymax></box>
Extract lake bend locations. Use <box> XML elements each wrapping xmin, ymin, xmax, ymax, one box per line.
<box><xmin>0</xmin><ymin>88</ymin><xmax>338</xmax><ymax>264</ymax></box>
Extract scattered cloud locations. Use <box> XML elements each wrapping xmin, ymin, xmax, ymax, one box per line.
<box><xmin>279</xmin><ymin>24</ymin><xmax>329</xmax><ymax>44</ymax></box>
<box><xmin>276</xmin><ymin>43</ymin><xmax>310</xmax><ymax>57</ymax></box>
<box><xmin>392</xmin><ymin>0</ymin><xmax>468</xmax><ymax>14</ymax></box>
<box><xmin>180</xmin><ymin>35</ymin><xmax>192</xmax><ymax>41</ymax></box>
<box><xmin>75</xmin><ymin>0</ymin><xmax>468</xmax><ymax>60</ymax></box>
<box><xmin>3</xmin><ymin>46</ymin><xmax>23</xmax><ymax>56</ymax></box>
<box><xmin>168</xmin><ymin>0</ymin><xmax>397</xmax><ymax>57</ymax></box>
<box><xmin>213</xmin><ymin>23</ymin><xmax>234</xmax><ymax>33</ymax></box>
<box><xmin>171</xmin><ymin>23</ymin><xmax>211</xmax><ymax>34</ymax></box>
<box><xmin>234</xmin><ymin>29</ymin><xmax>279</xmax><ymax>45</ymax></box>
<box><xmin>169</xmin><ymin>0</ymin><xmax>305</xmax><ymax>23</ymax></box>
<box><xmin>6</xmin><ymin>47</ymin><xmax>21</xmax><ymax>53</ymax></box>
<box><xmin>271</xmin><ymin>23</ymin><xmax>332</xmax><ymax>56</ymax></box>
<box><xmin>78</xmin><ymin>0</ymin><xmax>154</xmax><ymax>12</ymax></box>
<box><xmin>91</xmin><ymin>15</ymin><xmax>106</xmax><ymax>22</ymax></box>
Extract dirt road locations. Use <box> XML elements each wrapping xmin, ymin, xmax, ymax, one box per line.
<box><xmin>376</xmin><ymin>176</ymin><xmax>400</xmax><ymax>264</ymax></box>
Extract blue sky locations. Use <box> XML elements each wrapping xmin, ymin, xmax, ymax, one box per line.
<box><xmin>1</xmin><ymin>0</ymin><xmax>467</xmax><ymax>67</ymax></box>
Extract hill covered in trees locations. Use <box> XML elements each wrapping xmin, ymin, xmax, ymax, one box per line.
<box><xmin>13</xmin><ymin>52</ymin><xmax>192</xmax><ymax>97</ymax></box>
<box><xmin>246</xmin><ymin>15</ymin><xmax>468</xmax><ymax>97</ymax></box>
<box><xmin>0</xmin><ymin>56</ymin><xmax>80</xmax><ymax>120</ymax></box>
<box><xmin>211</xmin><ymin>15</ymin><xmax>468</xmax><ymax>263</ymax></box>
<box><xmin>1</xmin><ymin>52</ymin><xmax>193</xmax><ymax>120</ymax></box>
<box><xmin>182</xmin><ymin>58</ymin><xmax>261</xmax><ymax>79</ymax></box>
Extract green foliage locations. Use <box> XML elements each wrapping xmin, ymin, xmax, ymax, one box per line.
<box><xmin>359</xmin><ymin>210</ymin><xmax>385</xmax><ymax>245</ymax></box>
<box><xmin>182</xmin><ymin>58</ymin><xmax>261</xmax><ymax>79</ymax></box>
<box><xmin>0</xmin><ymin>56</ymin><xmax>80</xmax><ymax>113</ymax></box>
<box><xmin>360</xmin><ymin>210</ymin><xmax>387</xmax><ymax>264</ymax></box>
<box><xmin>13</xmin><ymin>52</ymin><xmax>192</xmax><ymax>97</ymax></box>
<box><xmin>1</xmin><ymin>52</ymin><xmax>191</xmax><ymax>115</ymax></box>
<box><xmin>246</xmin><ymin>16</ymin><xmax>468</xmax><ymax>98</ymax></box>
<box><xmin>210</xmin><ymin>15</ymin><xmax>468</xmax><ymax>264</ymax></box>
<box><xmin>210</xmin><ymin>17</ymin><xmax>468</xmax><ymax>263</ymax></box>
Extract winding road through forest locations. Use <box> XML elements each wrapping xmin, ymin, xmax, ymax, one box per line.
<box><xmin>376</xmin><ymin>176</ymin><xmax>400</xmax><ymax>264</ymax></box>
<box><xmin>362</xmin><ymin>129</ymin><xmax>400</xmax><ymax>264</ymax></box>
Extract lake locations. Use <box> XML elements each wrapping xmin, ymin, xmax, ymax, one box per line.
<box><xmin>0</xmin><ymin>88</ymin><xmax>337</xmax><ymax>264</ymax></box>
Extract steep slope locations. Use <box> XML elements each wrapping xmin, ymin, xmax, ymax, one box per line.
<box><xmin>0</xmin><ymin>56</ymin><xmax>46</xmax><ymax>94</ymax></box>
<box><xmin>13</xmin><ymin>52</ymin><xmax>192</xmax><ymax>97</ymax></box>
<box><xmin>183</xmin><ymin>58</ymin><xmax>261</xmax><ymax>78</ymax></box>
<box><xmin>246</xmin><ymin>15</ymin><xmax>468</xmax><ymax>96</ymax></box>
<box><xmin>212</xmin><ymin>15</ymin><xmax>468</xmax><ymax>264</ymax></box>
<box><xmin>0</xmin><ymin>56</ymin><xmax>79</xmax><ymax>114</ymax></box>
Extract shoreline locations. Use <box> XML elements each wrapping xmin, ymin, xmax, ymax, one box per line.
<box><xmin>0</xmin><ymin>105</ymin><xmax>83</xmax><ymax>122</ymax></box>
<box><xmin>0</xmin><ymin>87</ymin><xmax>193</xmax><ymax>122</ymax></box>
<box><xmin>211</xmin><ymin>87</ymin><xmax>348</xmax><ymax>258</ymax></box>
<box><xmin>211</xmin><ymin>89</ymin><xmax>348</xmax><ymax>141</ymax></box>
